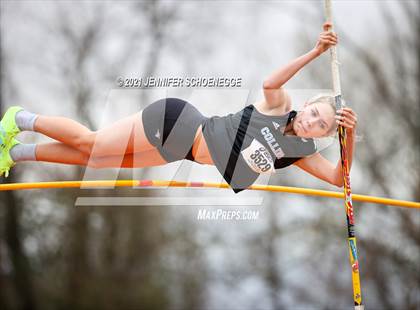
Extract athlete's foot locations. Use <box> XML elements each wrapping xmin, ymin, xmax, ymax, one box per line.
<box><xmin>0</xmin><ymin>106</ymin><xmax>24</xmax><ymax>144</ymax></box>
<box><xmin>0</xmin><ymin>138</ymin><xmax>20</xmax><ymax>178</ymax></box>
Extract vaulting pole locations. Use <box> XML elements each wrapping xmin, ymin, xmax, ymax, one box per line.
<box><xmin>324</xmin><ymin>1</ymin><xmax>364</xmax><ymax>308</ymax></box>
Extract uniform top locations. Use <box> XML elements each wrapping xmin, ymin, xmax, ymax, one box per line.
<box><xmin>203</xmin><ymin>104</ymin><xmax>317</xmax><ymax>193</ymax></box>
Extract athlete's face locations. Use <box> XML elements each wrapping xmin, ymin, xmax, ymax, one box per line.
<box><xmin>293</xmin><ymin>102</ymin><xmax>336</xmax><ymax>138</ymax></box>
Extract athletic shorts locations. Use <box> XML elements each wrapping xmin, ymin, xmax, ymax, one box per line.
<box><xmin>142</xmin><ymin>98</ymin><xmax>207</xmax><ymax>163</ymax></box>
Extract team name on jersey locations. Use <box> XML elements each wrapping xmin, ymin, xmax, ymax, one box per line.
<box><xmin>261</xmin><ymin>127</ymin><xmax>284</xmax><ymax>158</ymax></box>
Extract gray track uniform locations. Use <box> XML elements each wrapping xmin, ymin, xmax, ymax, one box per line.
<box><xmin>203</xmin><ymin>105</ymin><xmax>317</xmax><ymax>193</ymax></box>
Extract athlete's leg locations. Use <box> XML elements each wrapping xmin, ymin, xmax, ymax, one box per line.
<box><xmin>33</xmin><ymin>115</ymin><xmax>93</xmax><ymax>151</ymax></box>
<box><xmin>35</xmin><ymin>143</ymin><xmax>90</xmax><ymax>166</ymax></box>
<box><xmin>34</xmin><ymin>111</ymin><xmax>155</xmax><ymax>156</ymax></box>
<box><xmin>83</xmin><ymin>111</ymin><xmax>155</xmax><ymax>156</ymax></box>
<box><xmin>32</xmin><ymin>142</ymin><xmax>167</xmax><ymax>168</ymax></box>
<box><xmin>90</xmin><ymin>150</ymin><xmax>167</xmax><ymax>168</ymax></box>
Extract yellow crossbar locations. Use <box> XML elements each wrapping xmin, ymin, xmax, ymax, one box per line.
<box><xmin>0</xmin><ymin>180</ymin><xmax>420</xmax><ymax>209</ymax></box>
<box><xmin>0</xmin><ymin>180</ymin><xmax>418</xmax><ymax>209</ymax></box>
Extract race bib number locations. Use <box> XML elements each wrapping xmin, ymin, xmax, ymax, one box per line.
<box><xmin>241</xmin><ymin>139</ymin><xmax>275</xmax><ymax>174</ymax></box>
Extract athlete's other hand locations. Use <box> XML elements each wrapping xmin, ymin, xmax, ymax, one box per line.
<box><xmin>335</xmin><ymin>107</ymin><xmax>357</xmax><ymax>134</ymax></box>
<box><xmin>314</xmin><ymin>22</ymin><xmax>338</xmax><ymax>55</ymax></box>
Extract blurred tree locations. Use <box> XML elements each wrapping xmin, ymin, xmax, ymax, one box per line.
<box><xmin>0</xmin><ymin>3</ymin><xmax>37</xmax><ymax>309</ymax></box>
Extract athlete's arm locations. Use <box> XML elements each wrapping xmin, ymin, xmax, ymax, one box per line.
<box><xmin>263</xmin><ymin>50</ymin><xmax>319</xmax><ymax>109</ymax></box>
<box><xmin>294</xmin><ymin>152</ymin><xmax>344</xmax><ymax>187</ymax></box>
<box><xmin>262</xmin><ymin>22</ymin><xmax>337</xmax><ymax>110</ymax></box>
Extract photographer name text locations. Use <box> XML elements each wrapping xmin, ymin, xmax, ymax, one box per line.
<box><xmin>116</xmin><ymin>76</ymin><xmax>242</xmax><ymax>88</ymax></box>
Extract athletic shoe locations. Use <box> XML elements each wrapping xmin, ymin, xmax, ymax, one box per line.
<box><xmin>0</xmin><ymin>106</ymin><xmax>24</xmax><ymax>145</ymax></box>
<box><xmin>0</xmin><ymin>138</ymin><xmax>20</xmax><ymax>178</ymax></box>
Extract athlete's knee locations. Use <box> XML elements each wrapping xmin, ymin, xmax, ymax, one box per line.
<box><xmin>86</xmin><ymin>156</ymin><xmax>126</xmax><ymax>169</ymax></box>
<box><xmin>85</xmin><ymin>156</ymin><xmax>105</xmax><ymax>169</ymax></box>
<box><xmin>75</xmin><ymin>131</ymin><xmax>97</xmax><ymax>154</ymax></box>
